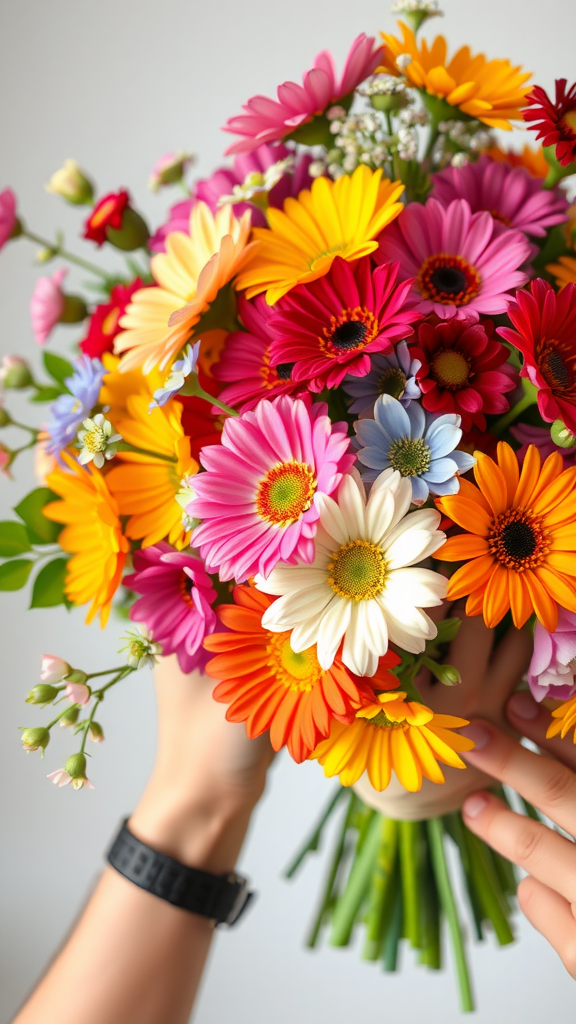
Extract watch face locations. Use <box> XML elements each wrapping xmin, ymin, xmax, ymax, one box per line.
<box><xmin>222</xmin><ymin>883</ymin><xmax>253</xmax><ymax>927</ymax></box>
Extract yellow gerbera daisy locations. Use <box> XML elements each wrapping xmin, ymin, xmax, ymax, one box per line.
<box><xmin>547</xmin><ymin>695</ymin><xmax>576</xmax><ymax>743</ymax></box>
<box><xmin>310</xmin><ymin>691</ymin><xmax>473</xmax><ymax>793</ymax></box>
<box><xmin>99</xmin><ymin>353</ymin><xmax>161</xmax><ymax>421</ymax></box>
<box><xmin>234</xmin><ymin>165</ymin><xmax>404</xmax><ymax>304</ymax></box>
<box><xmin>44</xmin><ymin>452</ymin><xmax>129</xmax><ymax>627</ymax></box>
<box><xmin>380</xmin><ymin>22</ymin><xmax>531</xmax><ymax>130</ymax></box>
<box><xmin>106</xmin><ymin>395</ymin><xmax>198</xmax><ymax>549</ymax></box>
<box><xmin>114</xmin><ymin>202</ymin><xmax>255</xmax><ymax>374</ymax></box>
<box><xmin>546</xmin><ymin>254</ymin><xmax>576</xmax><ymax>290</ymax></box>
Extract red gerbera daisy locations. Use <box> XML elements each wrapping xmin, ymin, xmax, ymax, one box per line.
<box><xmin>523</xmin><ymin>79</ymin><xmax>576</xmax><ymax>168</ymax></box>
<box><xmin>79</xmin><ymin>279</ymin><xmax>143</xmax><ymax>359</ymax></box>
<box><xmin>213</xmin><ymin>295</ymin><xmax>307</xmax><ymax>411</ymax></box>
<box><xmin>411</xmin><ymin>317</ymin><xmax>517</xmax><ymax>432</ymax></box>
<box><xmin>498</xmin><ymin>279</ymin><xmax>576</xmax><ymax>433</ymax></box>
<box><xmin>84</xmin><ymin>190</ymin><xmax>130</xmax><ymax>245</ymax></box>
<box><xmin>265</xmin><ymin>256</ymin><xmax>419</xmax><ymax>392</ymax></box>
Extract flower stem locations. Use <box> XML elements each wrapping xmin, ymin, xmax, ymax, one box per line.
<box><xmin>329</xmin><ymin>810</ymin><xmax>382</xmax><ymax>947</ymax></box>
<box><xmin>399</xmin><ymin>820</ymin><xmax>423</xmax><ymax>949</ymax></box>
<box><xmin>305</xmin><ymin>791</ymin><xmax>356</xmax><ymax>948</ymax></box>
<box><xmin>427</xmin><ymin>817</ymin><xmax>474</xmax><ymax>1014</ymax></box>
<box><xmin>115</xmin><ymin>440</ymin><xmax>177</xmax><ymax>463</ymax></box>
<box><xmin>22</xmin><ymin>229</ymin><xmax>112</xmax><ymax>281</ymax></box>
<box><xmin>284</xmin><ymin>786</ymin><xmax>346</xmax><ymax>878</ymax></box>
<box><xmin>491</xmin><ymin>384</ymin><xmax>538</xmax><ymax>437</ymax></box>
<box><xmin>183</xmin><ymin>373</ymin><xmax>238</xmax><ymax>417</ymax></box>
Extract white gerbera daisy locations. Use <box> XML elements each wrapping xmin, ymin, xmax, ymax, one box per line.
<box><xmin>255</xmin><ymin>469</ymin><xmax>447</xmax><ymax>676</ymax></box>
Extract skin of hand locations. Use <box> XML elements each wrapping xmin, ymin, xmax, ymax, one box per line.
<box><xmin>13</xmin><ymin>656</ymin><xmax>274</xmax><ymax>1024</ymax></box>
<box><xmin>461</xmin><ymin>695</ymin><xmax>576</xmax><ymax>981</ymax></box>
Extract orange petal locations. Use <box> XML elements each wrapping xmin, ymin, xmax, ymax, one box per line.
<box><xmin>513</xmin><ymin>444</ymin><xmax>541</xmax><ymax>508</ymax></box>
<box><xmin>474</xmin><ymin>450</ymin><xmax>508</xmax><ymax>516</ymax></box>
<box><xmin>482</xmin><ymin>564</ymin><xmax>509</xmax><ymax>628</ymax></box>
<box><xmin>535</xmin><ymin>565</ymin><xmax>576</xmax><ymax>614</ymax></box>
<box><xmin>523</xmin><ymin>570</ymin><xmax>558</xmax><ymax>632</ymax></box>
<box><xmin>496</xmin><ymin>441</ymin><xmax>519</xmax><ymax>506</ymax></box>
<box><xmin>436</xmin><ymin>534</ymin><xmax>489</xmax><ymax>562</ymax></box>
<box><xmin>446</xmin><ymin>554</ymin><xmax>496</xmax><ymax>599</ymax></box>
<box><xmin>508</xmin><ymin>572</ymin><xmax>533</xmax><ymax>628</ymax></box>
<box><xmin>435</xmin><ymin>495</ymin><xmax>492</xmax><ymax>537</ymax></box>
<box><xmin>532</xmin><ymin>464</ymin><xmax>576</xmax><ymax>518</ymax></box>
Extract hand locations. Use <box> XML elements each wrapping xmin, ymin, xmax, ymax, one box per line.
<box><xmin>461</xmin><ymin>693</ymin><xmax>576</xmax><ymax>980</ymax></box>
<box><xmin>130</xmin><ymin>655</ymin><xmax>274</xmax><ymax>872</ymax></box>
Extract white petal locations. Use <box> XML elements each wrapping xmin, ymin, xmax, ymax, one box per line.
<box><xmin>362</xmin><ymin>598</ymin><xmax>389</xmax><ymax>657</ymax></box>
<box><xmin>290</xmin><ymin>614</ymin><xmax>325</xmax><ymax>653</ymax></box>
<box><xmin>365</xmin><ymin>486</ymin><xmax>395</xmax><ymax>544</ymax></box>
<box><xmin>316</xmin><ymin>492</ymin><xmax>350</xmax><ymax>546</ymax></box>
<box><xmin>337</xmin><ymin>473</ymin><xmax>366</xmax><ymax>539</ymax></box>
<box><xmin>384</xmin><ymin>567</ymin><xmax>447</xmax><ymax>608</ymax></box>
<box><xmin>316</xmin><ymin>597</ymin><xmax>351</xmax><ymax>669</ymax></box>
<box><xmin>261</xmin><ymin>585</ymin><xmax>333</xmax><ymax>629</ymax></box>
<box><xmin>341</xmin><ymin>603</ymin><xmax>367</xmax><ymax>675</ymax></box>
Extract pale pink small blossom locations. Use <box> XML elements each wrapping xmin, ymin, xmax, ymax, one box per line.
<box><xmin>527</xmin><ymin>610</ymin><xmax>576</xmax><ymax>701</ymax></box>
<box><xmin>65</xmin><ymin>682</ymin><xmax>90</xmax><ymax>706</ymax></box>
<box><xmin>30</xmin><ymin>267</ymin><xmax>67</xmax><ymax>345</ymax></box>
<box><xmin>0</xmin><ymin>444</ymin><xmax>11</xmax><ymax>477</ymax></box>
<box><xmin>0</xmin><ymin>188</ymin><xmax>18</xmax><ymax>250</ymax></box>
<box><xmin>47</xmin><ymin>769</ymin><xmax>72</xmax><ymax>787</ymax></box>
<box><xmin>40</xmin><ymin>654</ymin><xmax>70</xmax><ymax>683</ymax></box>
<box><xmin>149</xmin><ymin>152</ymin><xmax>195</xmax><ymax>191</ymax></box>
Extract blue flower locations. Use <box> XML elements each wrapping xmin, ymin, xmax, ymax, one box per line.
<box><xmin>150</xmin><ymin>341</ymin><xmax>201</xmax><ymax>410</ymax></box>
<box><xmin>353</xmin><ymin>394</ymin><xmax>476</xmax><ymax>504</ymax></box>
<box><xmin>45</xmin><ymin>356</ymin><xmax>105</xmax><ymax>457</ymax></box>
<box><xmin>343</xmin><ymin>341</ymin><xmax>422</xmax><ymax>415</ymax></box>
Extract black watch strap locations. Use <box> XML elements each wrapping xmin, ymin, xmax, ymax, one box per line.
<box><xmin>106</xmin><ymin>819</ymin><xmax>254</xmax><ymax>926</ymax></box>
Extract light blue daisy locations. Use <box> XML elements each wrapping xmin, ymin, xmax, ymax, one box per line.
<box><xmin>150</xmin><ymin>341</ymin><xmax>201</xmax><ymax>410</ymax></box>
<box><xmin>343</xmin><ymin>341</ymin><xmax>422</xmax><ymax>414</ymax></box>
<box><xmin>45</xmin><ymin>355</ymin><xmax>105</xmax><ymax>457</ymax></box>
<box><xmin>353</xmin><ymin>394</ymin><xmax>476</xmax><ymax>504</ymax></box>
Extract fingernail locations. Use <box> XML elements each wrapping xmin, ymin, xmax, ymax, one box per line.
<box><xmin>507</xmin><ymin>691</ymin><xmax>539</xmax><ymax>721</ymax></box>
<box><xmin>460</xmin><ymin>723</ymin><xmax>491</xmax><ymax>750</ymax></box>
<box><xmin>462</xmin><ymin>792</ymin><xmax>489</xmax><ymax>819</ymax></box>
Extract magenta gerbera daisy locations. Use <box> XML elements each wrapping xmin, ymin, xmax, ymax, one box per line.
<box><xmin>376</xmin><ymin>197</ymin><xmax>531</xmax><ymax>322</ymax></box>
<box><xmin>266</xmin><ymin>256</ymin><xmax>420</xmax><ymax>392</ymax></box>
<box><xmin>523</xmin><ymin>79</ymin><xmax>576</xmax><ymax>168</ymax></box>
<box><xmin>188</xmin><ymin>395</ymin><xmax>355</xmax><ymax>582</ymax></box>
<box><xmin>222</xmin><ymin>34</ymin><xmax>383</xmax><ymax>155</ymax></box>
<box><xmin>124</xmin><ymin>542</ymin><xmax>217</xmax><ymax>674</ymax></box>
<box><xmin>213</xmin><ymin>295</ymin><xmax>307</xmax><ymax>411</ymax></box>
<box><xmin>430</xmin><ymin>156</ymin><xmax>568</xmax><ymax>238</ymax></box>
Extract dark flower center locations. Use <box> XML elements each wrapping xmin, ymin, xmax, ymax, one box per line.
<box><xmin>501</xmin><ymin>521</ymin><xmax>537</xmax><ymax>560</ymax></box>
<box><xmin>275</xmin><ymin>362</ymin><xmax>295</xmax><ymax>380</ymax></box>
<box><xmin>320</xmin><ymin>307</ymin><xmax>379</xmax><ymax>360</ymax></box>
<box><xmin>377</xmin><ymin>367</ymin><xmax>407</xmax><ymax>399</ymax></box>
<box><xmin>540</xmin><ymin>346</ymin><xmax>573</xmax><ymax>392</ymax></box>
<box><xmin>488</xmin><ymin>508</ymin><xmax>548</xmax><ymax>571</ymax></box>
<box><xmin>430</xmin><ymin>348</ymin><xmax>471</xmax><ymax>390</ymax></box>
<box><xmin>418</xmin><ymin>254</ymin><xmax>481</xmax><ymax>306</ymax></box>
<box><xmin>331</xmin><ymin>320</ymin><xmax>369</xmax><ymax>350</ymax></box>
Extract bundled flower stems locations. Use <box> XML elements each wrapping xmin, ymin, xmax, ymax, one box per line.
<box><xmin>3</xmin><ymin>0</ymin><xmax>576</xmax><ymax>1010</ymax></box>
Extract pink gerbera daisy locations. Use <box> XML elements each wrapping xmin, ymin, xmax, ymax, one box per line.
<box><xmin>266</xmin><ymin>256</ymin><xmax>420</xmax><ymax>392</ymax></box>
<box><xmin>124</xmin><ymin>543</ymin><xmax>218</xmax><ymax>674</ymax></box>
<box><xmin>188</xmin><ymin>395</ymin><xmax>355</xmax><ymax>582</ymax></box>
<box><xmin>222</xmin><ymin>34</ymin><xmax>383</xmax><ymax>155</ymax></box>
<box><xmin>213</xmin><ymin>295</ymin><xmax>307</xmax><ymax>411</ymax></box>
<box><xmin>30</xmin><ymin>267</ymin><xmax>67</xmax><ymax>345</ymax></box>
<box><xmin>430</xmin><ymin>156</ymin><xmax>568</xmax><ymax>238</ymax></box>
<box><xmin>376</xmin><ymin>198</ymin><xmax>531</xmax><ymax>322</ymax></box>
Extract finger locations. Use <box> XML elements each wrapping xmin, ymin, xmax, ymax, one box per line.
<box><xmin>507</xmin><ymin>692</ymin><xmax>576</xmax><ymax>774</ymax></box>
<box><xmin>445</xmin><ymin>610</ymin><xmax>494</xmax><ymax>697</ymax></box>
<box><xmin>461</xmin><ymin>719</ymin><xmax>576</xmax><ymax>837</ymax></box>
<box><xmin>462</xmin><ymin>790</ymin><xmax>576</xmax><ymax>905</ymax></box>
<box><xmin>486</xmin><ymin>627</ymin><xmax>533</xmax><ymax>705</ymax></box>
<box><xmin>517</xmin><ymin>875</ymin><xmax>576</xmax><ymax>980</ymax></box>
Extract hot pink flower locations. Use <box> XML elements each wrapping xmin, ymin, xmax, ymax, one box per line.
<box><xmin>0</xmin><ymin>188</ymin><xmax>18</xmax><ymax>250</ymax></box>
<box><xmin>376</xmin><ymin>198</ymin><xmax>531</xmax><ymax>321</ymax></box>
<box><xmin>124</xmin><ymin>543</ymin><xmax>218</xmax><ymax>674</ymax></box>
<box><xmin>188</xmin><ymin>395</ymin><xmax>355</xmax><ymax>582</ymax></box>
<box><xmin>267</xmin><ymin>256</ymin><xmax>420</xmax><ymax>392</ymax></box>
<box><xmin>222</xmin><ymin>34</ymin><xmax>382</xmax><ymax>155</ymax></box>
<box><xmin>430</xmin><ymin>156</ymin><xmax>569</xmax><ymax>238</ymax></box>
<box><xmin>528</xmin><ymin>610</ymin><xmax>576</xmax><ymax>701</ymax></box>
<box><xmin>30</xmin><ymin>267</ymin><xmax>67</xmax><ymax>345</ymax></box>
<box><xmin>213</xmin><ymin>294</ymin><xmax>307</xmax><ymax>411</ymax></box>
<box><xmin>149</xmin><ymin>145</ymin><xmax>314</xmax><ymax>250</ymax></box>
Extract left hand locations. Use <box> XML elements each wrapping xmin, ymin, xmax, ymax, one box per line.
<box><xmin>461</xmin><ymin>692</ymin><xmax>576</xmax><ymax>980</ymax></box>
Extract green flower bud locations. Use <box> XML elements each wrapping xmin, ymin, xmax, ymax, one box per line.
<box><xmin>0</xmin><ymin>355</ymin><xmax>32</xmax><ymax>389</ymax></box>
<box><xmin>26</xmin><ymin>684</ymin><xmax>58</xmax><ymax>705</ymax></box>
<box><xmin>59</xmin><ymin>706</ymin><xmax>80</xmax><ymax>727</ymax></box>
<box><xmin>64</xmin><ymin>752</ymin><xmax>92</xmax><ymax>790</ymax></box>
<box><xmin>45</xmin><ymin>160</ymin><xmax>95</xmax><ymax>206</ymax></box>
<box><xmin>0</xmin><ymin>407</ymin><xmax>10</xmax><ymax>428</ymax></box>
<box><xmin>550</xmin><ymin>419</ymin><xmax>576</xmax><ymax>449</ymax></box>
<box><xmin>89</xmin><ymin>721</ymin><xmax>104</xmax><ymax>744</ymax></box>
<box><xmin>370</xmin><ymin>93</ymin><xmax>405</xmax><ymax>113</ymax></box>
<box><xmin>21</xmin><ymin>727</ymin><xmax>50</xmax><ymax>756</ymax></box>
<box><xmin>65</xmin><ymin>669</ymin><xmax>88</xmax><ymax>685</ymax></box>
<box><xmin>106</xmin><ymin>208</ymin><xmax>150</xmax><ymax>251</ymax></box>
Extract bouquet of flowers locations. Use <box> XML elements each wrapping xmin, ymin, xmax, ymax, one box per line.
<box><xmin>3</xmin><ymin>0</ymin><xmax>576</xmax><ymax>1010</ymax></box>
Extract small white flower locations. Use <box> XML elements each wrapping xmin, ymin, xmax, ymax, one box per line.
<box><xmin>217</xmin><ymin>156</ymin><xmax>295</xmax><ymax>207</ymax></box>
<box><xmin>77</xmin><ymin>413</ymin><xmax>121</xmax><ymax>469</ymax></box>
<box><xmin>120</xmin><ymin>625</ymin><xmax>162</xmax><ymax>669</ymax></box>
<box><xmin>451</xmin><ymin>152</ymin><xmax>469</xmax><ymax>168</ymax></box>
<box><xmin>391</xmin><ymin>0</ymin><xmax>443</xmax><ymax>14</ymax></box>
<box><xmin>396</xmin><ymin>53</ymin><xmax>413</xmax><ymax>71</ymax></box>
<box><xmin>308</xmin><ymin>160</ymin><xmax>327</xmax><ymax>178</ymax></box>
<box><xmin>175</xmin><ymin>474</ymin><xmax>199</xmax><ymax>532</ymax></box>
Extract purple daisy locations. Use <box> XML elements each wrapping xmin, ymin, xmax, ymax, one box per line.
<box><xmin>45</xmin><ymin>355</ymin><xmax>105</xmax><ymax>457</ymax></box>
<box><xmin>342</xmin><ymin>341</ymin><xmax>422</xmax><ymax>415</ymax></box>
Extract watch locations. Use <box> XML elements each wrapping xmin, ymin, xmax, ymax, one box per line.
<box><xmin>106</xmin><ymin>819</ymin><xmax>254</xmax><ymax>926</ymax></box>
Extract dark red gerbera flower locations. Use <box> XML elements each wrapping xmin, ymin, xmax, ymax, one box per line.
<box><xmin>266</xmin><ymin>256</ymin><xmax>420</xmax><ymax>392</ymax></box>
<box><xmin>498</xmin><ymin>279</ymin><xmax>576</xmax><ymax>432</ymax></box>
<box><xmin>84</xmin><ymin>190</ymin><xmax>130</xmax><ymax>245</ymax></box>
<box><xmin>523</xmin><ymin>79</ymin><xmax>576</xmax><ymax>167</ymax></box>
<box><xmin>411</xmin><ymin>316</ymin><xmax>516</xmax><ymax>432</ymax></box>
<box><xmin>79</xmin><ymin>279</ymin><xmax>143</xmax><ymax>358</ymax></box>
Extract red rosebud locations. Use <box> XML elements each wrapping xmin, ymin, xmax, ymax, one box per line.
<box><xmin>84</xmin><ymin>190</ymin><xmax>130</xmax><ymax>246</ymax></box>
<box><xmin>79</xmin><ymin>279</ymin><xmax>144</xmax><ymax>358</ymax></box>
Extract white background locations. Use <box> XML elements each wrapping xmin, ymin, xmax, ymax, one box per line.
<box><xmin>1</xmin><ymin>0</ymin><xmax>576</xmax><ymax>1021</ymax></box>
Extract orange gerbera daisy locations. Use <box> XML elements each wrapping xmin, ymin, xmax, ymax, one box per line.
<box><xmin>546</xmin><ymin>254</ymin><xmax>576</xmax><ymax>290</ymax></box>
<box><xmin>310</xmin><ymin>691</ymin><xmax>473</xmax><ymax>792</ymax></box>
<box><xmin>115</xmin><ymin>202</ymin><xmax>255</xmax><ymax>374</ymax></box>
<box><xmin>436</xmin><ymin>442</ymin><xmax>576</xmax><ymax>632</ymax></box>
<box><xmin>99</xmin><ymin>353</ymin><xmax>161</xmax><ymax>419</ymax></box>
<box><xmin>547</xmin><ymin>694</ymin><xmax>576</xmax><ymax>742</ymax></box>
<box><xmin>380</xmin><ymin>22</ymin><xmax>531</xmax><ymax>130</ymax></box>
<box><xmin>484</xmin><ymin>144</ymin><xmax>549</xmax><ymax>179</ymax></box>
<box><xmin>106</xmin><ymin>394</ymin><xmax>198</xmax><ymax>549</ymax></box>
<box><xmin>203</xmin><ymin>586</ymin><xmax>400</xmax><ymax>763</ymax></box>
<box><xmin>44</xmin><ymin>452</ymin><xmax>129</xmax><ymax>627</ymax></box>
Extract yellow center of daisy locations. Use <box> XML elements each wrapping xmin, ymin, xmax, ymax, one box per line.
<box><xmin>328</xmin><ymin>539</ymin><xmax>388</xmax><ymax>601</ymax></box>
<box><xmin>488</xmin><ymin>507</ymin><xmax>548</xmax><ymax>571</ymax></box>
<box><xmin>562</xmin><ymin>110</ymin><xmax>576</xmax><ymax>136</ymax></box>
<box><xmin>83</xmin><ymin>425</ymin><xmax>108</xmax><ymax>453</ymax></box>
<box><xmin>388</xmin><ymin>436</ymin><xmax>432</xmax><ymax>477</ymax></box>
<box><xmin>366</xmin><ymin>709</ymin><xmax>408</xmax><ymax>729</ymax></box>
<box><xmin>377</xmin><ymin>366</ymin><xmax>407</xmax><ymax>399</ymax></box>
<box><xmin>266</xmin><ymin>632</ymin><xmax>322</xmax><ymax>692</ymax></box>
<box><xmin>430</xmin><ymin>348</ymin><xmax>471</xmax><ymax>390</ymax></box>
<box><xmin>309</xmin><ymin>242</ymin><xmax>348</xmax><ymax>272</ymax></box>
<box><xmin>320</xmin><ymin>307</ymin><xmax>379</xmax><ymax>359</ymax></box>
<box><xmin>256</xmin><ymin>461</ymin><xmax>316</xmax><ymax>527</ymax></box>
<box><xmin>417</xmin><ymin>254</ymin><xmax>481</xmax><ymax>306</ymax></box>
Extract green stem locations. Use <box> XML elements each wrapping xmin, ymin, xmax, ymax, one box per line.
<box><xmin>79</xmin><ymin>698</ymin><xmax>100</xmax><ymax>754</ymax></box>
<box><xmin>92</xmin><ymin>667</ymin><xmax>134</xmax><ymax>701</ymax></box>
<box><xmin>115</xmin><ymin>441</ymin><xmax>177</xmax><ymax>464</ymax></box>
<box><xmin>382</xmin><ymin>880</ymin><xmax>403</xmax><ymax>972</ymax></box>
<box><xmin>427</xmin><ymin>818</ymin><xmax>474</xmax><ymax>1014</ymax></box>
<box><xmin>418</xmin><ymin>840</ymin><xmax>442</xmax><ymax>970</ymax></box>
<box><xmin>7</xmin><ymin>419</ymin><xmax>39</xmax><ymax>437</ymax></box>
<box><xmin>182</xmin><ymin>374</ymin><xmax>238</xmax><ymax>417</ymax></box>
<box><xmin>362</xmin><ymin>818</ymin><xmax>398</xmax><ymax>961</ymax></box>
<box><xmin>329</xmin><ymin>811</ymin><xmax>382</xmax><ymax>947</ymax></box>
<box><xmin>463</xmin><ymin>828</ymin><xmax>515</xmax><ymax>946</ymax></box>
<box><xmin>492</xmin><ymin>387</ymin><xmax>538</xmax><ymax>437</ymax></box>
<box><xmin>284</xmin><ymin>786</ymin><xmax>346</xmax><ymax>879</ymax></box>
<box><xmin>86</xmin><ymin>666</ymin><xmax>127</xmax><ymax>681</ymax></box>
<box><xmin>46</xmin><ymin>705</ymin><xmax>77</xmax><ymax>730</ymax></box>
<box><xmin>306</xmin><ymin>792</ymin><xmax>356</xmax><ymax>949</ymax></box>
<box><xmin>399</xmin><ymin>820</ymin><xmax>423</xmax><ymax>949</ymax></box>
<box><xmin>22</xmin><ymin>230</ymin><xmax>112</xmax><ymax>281</ymax></box>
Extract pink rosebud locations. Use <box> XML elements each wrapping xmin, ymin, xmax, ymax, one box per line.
<box><xmin>149</xmin><ymin>152</ymin><xmax>195</xmax><ymax>191</ymax></box>
<box><xmin>527</xmin><ymin>609</ymin><xmax>576</xmax><ymax>701</ymax></box>
<box><xmin>0</xmin><ymin>444</ymin><xmax>11</xmax><ymax>478</ymax></box>
<box><xmin>0</xmin><ymin>188</ymin><xmax>18</xmax><ymax>250</ymax></box>
<box><xmin>40</xmin><ymin>654</ymin><xmax>71</xmax><ymax>684</ymax></box>
<box><xmin>64</xmin><ymin>682</ymin><xmax>90</xmax><ymax>706</ymax></box>
<box><xmin>30</xmin><ymin>267</ymin><xmax>67</xmax><ymax>345</ymax></box>
<box><xmin>47</xmin><ymin>769</ymin><xmax>72</xmax><ymax>787</ymax></box>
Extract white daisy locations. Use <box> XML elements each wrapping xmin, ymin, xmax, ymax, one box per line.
<box><xmin>255</xmin><ymin>469</ymin><xmax>447</xmax><ymax>677</ymax></box>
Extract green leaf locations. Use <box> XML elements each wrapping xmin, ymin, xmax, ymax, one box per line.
<box><xmin>43</xmin><ymin>352</ymin><xmax>73</xmax><ymax>389</ymax></box>
<box><xmin>0</xmin><ymin>521</ymin><xmax>32</xmax><ymax>557</ymax></box>
<box><xmin>434</xmin><ymin>617</ymin><xmax>463</xmax><ymax>645</ymax></box>
<box><xmin>0</xmin><ymin>559</ymin><xmax>34</xmax><ymax>590</ymax></box>
<box><xmin>31</xmin><ymin>385</ymin><xmax>64</xmax><ymax>402</ymax></box>
<box><xmin>14</xmin><ymin>488</ymin><xmax>62</xmax><ymax>544</ymax></box>
<box><xmin>30</xmin><ymin>558</ymin><xmax>69</xmax><ymax>608</ymax></box>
